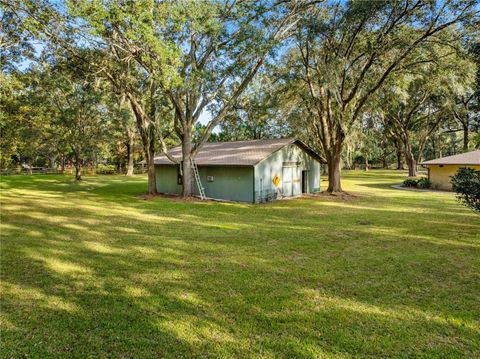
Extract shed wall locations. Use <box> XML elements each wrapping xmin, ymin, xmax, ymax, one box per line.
<box><xmin>253</xmin><ymin>143</ymin><xmax>321</xmax><ymax>202</ymax></box>
<box><xmin>198</xmin><ymin>166</ymin><xmax>254</xmax><ymax>202</ymax></box>
<box><xmin>155</xmin><ymin>165</ymin><xmax>182</xmax><ymax>195</ymax></box>
<box><xmin>155</xmin><ymin>165</ymin><xmax>254</xmax><ymax>202</ymax></box>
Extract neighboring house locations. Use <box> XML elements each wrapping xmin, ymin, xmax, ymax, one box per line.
<box><xmin>153</xmin><ymin>138</ymin><xmax>325</xmax><ymax>203</ymax></box>
<box><xmin>419</xmin><ymin>150</ymin><xmax>480</xmax><ymax>190</ymax></box>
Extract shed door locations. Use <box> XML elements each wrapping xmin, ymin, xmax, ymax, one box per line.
<box><xmin>282</xmin><ymin>167</ymin><xmax>293</xmax><ymax>197</ymax></box>
<box><xmin>301</xmin><ymin>170</ymin><xmax>308</xmax><ymax>193</ymax></box>
<box><xmin>292</xmin><ymin>167</ymin><xmax>302</xmax><ymax>196</ymax></box>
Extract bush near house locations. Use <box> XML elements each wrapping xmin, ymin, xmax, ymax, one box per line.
<box><xmin>403</xmin><ymin>178</ymin><xmax>418</xmax><ymax>187</ymax></box>
<box><xmin>402</xmin><ymin>177</ymin><xmax>430</xmax><ymax>188</ymax></box>
<box><xmin>417</xmin><ymin>177</ymin><xmax>431</xmax><ymax>189</ymax></box>
<box><xmin>451</xmin><ymin>167</ymin><xmax>480</xmax><ymax>212</ymax></box>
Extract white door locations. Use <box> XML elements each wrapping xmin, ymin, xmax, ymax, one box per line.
<box><xmin>282</xmin><ymin>167</ymin><xmax>293</xmax><ymax>197</ymax></box>
<box><xmin>292</xmin><ymin>167</ymin><xmax>302</xmax><ymax>196</ymax></box>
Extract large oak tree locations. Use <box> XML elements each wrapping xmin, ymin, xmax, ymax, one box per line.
<box><xmin>65</xmin><ymin>0</ymin><xmax>307</xmax><ymax>195</ymax></box>
<box><xmin>288</xmin><ymin>0</ymin><xmax>478</xmax><ymax>192</ymax></box>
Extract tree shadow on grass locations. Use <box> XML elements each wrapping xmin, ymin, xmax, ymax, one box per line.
<box><xmin>2</xmin><ymin>174</ymin><xmax>480</xmax><ymax>357</ymax></box>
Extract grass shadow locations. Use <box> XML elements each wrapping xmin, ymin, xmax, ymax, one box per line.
<box><xmin>1</xmin><ymin>172</ymin><xmax>479</xmax><ymax>357</ymax></box>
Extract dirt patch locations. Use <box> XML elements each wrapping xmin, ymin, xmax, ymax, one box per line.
<box><xmin>137</xmin><ymin>193</ymin><xmax>208</xmax><ymax>202</ymax></box>
<box><xmin>309</xmin><ymin>191</ymin><xmax>360</xmax><ymax>201</ymax></box>
<box><xmin>356</xmin><ymin>220</ymin><xmax>373</xmax><ymax>225</ymax></box>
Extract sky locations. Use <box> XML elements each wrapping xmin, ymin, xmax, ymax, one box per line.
<box><xmin>198</xmin><ymin>111</ymin><xmax>213</xmax><ymax>126</ymax></box>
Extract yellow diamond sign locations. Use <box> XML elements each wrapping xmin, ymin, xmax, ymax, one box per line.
<box><xmin>273</xmin><ymin>175</ymin><xmax>280</xmax><ymax>187</ymax></box>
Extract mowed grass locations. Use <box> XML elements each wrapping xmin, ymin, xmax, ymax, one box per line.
<box><xmin>1</xmin><ymin>171</ymin><xmax>479</xmax><ymax>358</ymax></box>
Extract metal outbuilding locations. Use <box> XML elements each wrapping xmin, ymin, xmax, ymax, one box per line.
<box><xmin>153</xmin><ymin>138</ymin><xmax>325</xmax><ymax>203</ymax></box>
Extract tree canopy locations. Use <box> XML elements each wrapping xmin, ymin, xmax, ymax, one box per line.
<box><xmin>1</xmin><ymin>0</ymin><xmax>479</xmax><ymax>194</ymax></box>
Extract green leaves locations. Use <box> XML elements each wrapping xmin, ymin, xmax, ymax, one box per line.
<box><xmin>451</xmin><ymin>167</ymin><xmax>480</xmax><ymax>212</ymax></box>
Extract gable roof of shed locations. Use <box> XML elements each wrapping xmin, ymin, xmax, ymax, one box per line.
<box><xmin>419</xmin><ymin>150</ymin><xmax>480</xmax><ymax>165</ymax></box>
<box><xmin>153</xmin><ymin>138</ymin><xmax>325</xmax><ymax>166</ymax></box>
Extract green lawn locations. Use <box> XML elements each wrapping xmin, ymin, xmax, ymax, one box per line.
<box><xmin>1</xmin><ymin>171</ymin><xmax>479</xmax><ymax>358</ymax></box>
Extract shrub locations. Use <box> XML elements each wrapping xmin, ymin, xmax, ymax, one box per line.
<box><xmin>417</xmin><ymin>177</ymin><xmax>431</xmax><ymax>189</ymax></box>
<box><xmin>451</xmin><ymin>167</ymin><xmax>480</xmax><ymax>213</ymax></box>
<box><xmin>96</xmin><ymin>164</ymin><xmax>116</xmax><ymax>174</ymax></box>
<box><xmin>403</xmin><ymin>178</ymin><xmax>418</xmax><ymax>187</ymax></box>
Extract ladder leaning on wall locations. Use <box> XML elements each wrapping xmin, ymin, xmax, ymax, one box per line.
<box><xmin>190</xmin><ymin>158</ymin><xmax>206</xmax><ymax>200</ymax></box>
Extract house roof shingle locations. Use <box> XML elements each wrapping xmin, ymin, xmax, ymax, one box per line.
<box><xmin>153</xmin><ymin>138</ymin><xmax>324</xmax><ymax>166</ymax></box>
<box><xmin>419</xmin><ymin>150</ymin><xmax>480</xmax><ymax>165</ymax></box>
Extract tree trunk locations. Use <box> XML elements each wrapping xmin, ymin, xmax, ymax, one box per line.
<box><xmin>128</xmin><ymin>102</ymin><xmax>156</xmax><ymax>194</ymax></box>
<box><xmin>326</xmin><ymin>150</ymin><xmax>342</xmax><ymax>193</ymax></box>
<box><xmin>73</xmin><ymin>156</ymin><xmax>82</xmax><ymax>181</ymax></box>
<box><xmin>145</xmin><ymin>127</ymin><xmax>156</xmax><ymax>195</ymax></box>
<box><xmin>146</xmin><ymin>154</ymin><xmax>155</xmax><ymax>194</ymax></box>
<box><xmin>416</xmin><ymin>138</ymin><xmax>428</xmax><ymax>172</ymax></box>
<box><xmin>144</xmin><ymin>149</ymin><xmax>157</xmax><ymax>195</ymax></box>
<box><xmin>381</xmin><ymin>142</ymin><xmax>388</xmax><ymax>169</ymax></box>
<box><xmin>365</xmin><ymin>155</ymin><xmax>369</xmax><ymax>171</ymax></box>
<box><xmin>396</xmin><ymin>141</ymin><xmax>405</xmax><ymax>170</ymax></box>
<box><xmin>49</xmin><ymin>155</ymin><xmax>57</xmax><ymax>169</ymax></box>
<box><xmin>182</xmin><ymin>130</ymin><xmax>194</xmax><ymax>197</ymax></box>
<box><xmin>126</xmin><ymin>129</ymin><xmax>135</xmax><ymax>176</ymax></box>
<box><xmin>75</xmin><ymin>163</ymin><xmax>82</xmax><ymax>181</ymax></box>
<box><xmin>61</xmin><ymin>154</ymin><xmax>65</xmax><ymax>172</ymax></box>
<box><xmin>72</xmin><ymin>148</ymin><xmax>82</xmax><ymax>181</ymax></box>
<box><xmin>145</xmin><ymin>154</ymin><xmax>157</xmax><ymax>195</ymax></box>
<box><xmin>406</xmin><ymin>156</ymin><xmax>416</xmax><ymax>177</ymax></box>
<box><xmin>431</xmin><ymin>136</ymin><xmax>437</xmax><ymax>159</ymax></box>
<box><xmin>463</xmin><ymin>123</ymin><xmax>469</xmax><ymax>152</ymax></box>
<box><xmin>405</xmin><ymin>144</ymin><xmax>416</xmax><ymax>177</ymax></box>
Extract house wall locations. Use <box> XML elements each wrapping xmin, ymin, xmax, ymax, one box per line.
<box><xmin>155</xmin><ymin>165</ymin><xmax>254</xmax><ymax>202</ymax></box>
<box><xmin>253</xmin><ymin>143</ymin><xmax>321</xmax><ymax>202</ymax></box>
<box><xmin>428</xmin><ymin>164</ymin><xmax>480</xmax><ymax>190</ymax></box>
